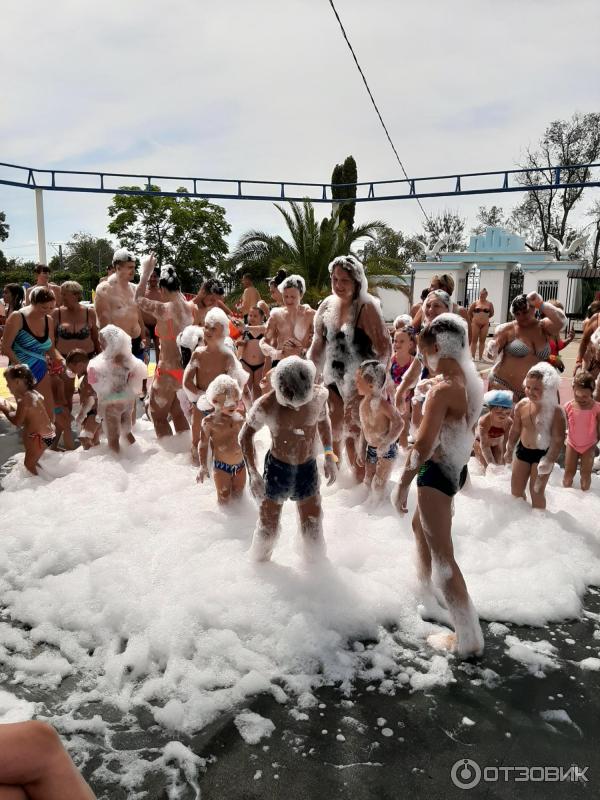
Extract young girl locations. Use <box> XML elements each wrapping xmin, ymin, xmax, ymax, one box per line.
<box><xmin>236</xmin><ymin>305</ymin><xmax>267</xmax><ymax>404</ymax></box>
<box><xmin>197</xmin><ymin>375</ymin><xmax>246</xmax><ymax>504</ymax></box>
<box><xmin>0</xmin><ymin>364</ymin><xmax>55</xmax><ymax>475</ymax></box>
<box><xmin>65</xmin><ymin>350</ymin><xmax>102</xmax><ymax>449</ymax></box>
<box><xmin>87</xmin><ymin>325</ymin><xmax>147</xmax><ymax>453</ymax></box>
<box><xmin>393</xmin><ymin>314</ymin><xmax>484</xmax><ymax>658</ymax></box>
<box><xmin>563</xmin><ymin>371</ymin><xmax>600</xmax><ymax>491</ymax></box>
<box><xmin>48</xmin><ymin>360</ymin><xmax>75</xmax><ymax>450</ymax></box>
<box><xmin>504</xmin><ymin>362</ymin><xmax>566</xmax><ymax>509</ymax></box>
<box><xmin>474</xmin><ymin>389</ymin><xmax>513</xmax><ymax>470</ymax></box>
<box><xmin>390</xmin><ymin>326</ymin><xmax>416</xmax><ymax>448</ymax></box>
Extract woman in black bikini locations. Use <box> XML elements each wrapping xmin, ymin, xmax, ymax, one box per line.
<box><xmin>52</xmin><ymin>281</ymin><xmax>100</xmax><ymax>411</ymax></box>
<box><xmin>308</xmin><ymin>255</ymin><xmax>391</xmax><ymax>481</ymax></box>
<box><xmin>468</xmin><ymin>288</ymin><xmax>494</xmax><ymax>360</ymax></box>
<box><xmin>236</xmin><ymin>305</ymin><xmax>267</xmax><ymax>404</ymax></box>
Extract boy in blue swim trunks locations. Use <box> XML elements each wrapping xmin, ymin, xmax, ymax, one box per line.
<box><xmin>240</xmin><ymin>356</ymin><xmax>337</xmax><ymax>562</ymax></box>
<box><xmin>197</xmin><ymin>375</ymin><xmax>246</xmax><ymax>504</ymax></box>
<box><xmin>356</xmin><ymin>360</ymin><xmax>403</xmax><ymax>503</ymax></box>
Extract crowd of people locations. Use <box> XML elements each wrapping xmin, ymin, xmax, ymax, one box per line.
<box><xmin>2</xmin><ymin>251</ymin><xmax>600</xmax><ymax>661</ymax></box>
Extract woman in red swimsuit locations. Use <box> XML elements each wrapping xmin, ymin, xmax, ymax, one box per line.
<box><xmin>135</xmin><ymin>256</ymin><xmax>196</xmax><ymax>437</ymax></box>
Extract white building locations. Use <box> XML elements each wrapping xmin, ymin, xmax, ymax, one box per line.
<box><xmin>409</xmin><ymin>226</ymin><xmax>585</xmax><ymax>326</ymax></box>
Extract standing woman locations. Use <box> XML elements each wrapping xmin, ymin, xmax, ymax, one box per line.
<box><xmin>468</xmin><ymin>288</ymin><xmax>494</xmax><ymax>359</ymax></box>
<box><xmin>1</xmin><ymin>287</ymin><xmax>63</xmax><ymax>417</ymax></box>
<box><xmin>53</xmin><ymin>281</ymin><xmax>101</xmax><ymax>409</ymax></box>
<box><xmin>486</xmin><ymin>292</ymin><xmax>565</xmax><ymax>401</ymax></box>
<box><xmin>308</xmin><ymin>255</ymin><xmax>391</xmax><ymax>481</ymax></box>
<box><xmin>1</xmin><ymin>283</ymin><xmax>25</xmax><ymax>340</ymax></box>
<box><xmin>135</xmin><ymin>256</ymin><xmax>196</xmax><ymax>437</ymax></box>
<box><xmin>268</xmin><ymin>269</ymin><xmax>287</xmax><ymax>308</ymax></box>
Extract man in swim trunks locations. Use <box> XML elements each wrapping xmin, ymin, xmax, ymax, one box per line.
<box><xmin>240</xmin><ymin>356</ymin><xmax>337</xmax><ymax>563</ymax></box>
<box><xmin>94</xmin><ymin>248</ymin><xmax>146</xmax><ymax>359</ymax></box>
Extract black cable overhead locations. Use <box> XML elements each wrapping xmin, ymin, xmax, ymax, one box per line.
<box><xmin>327</xmin><ymin>0</ymin><xmax>431</xmax><ymax>224</ymax></box>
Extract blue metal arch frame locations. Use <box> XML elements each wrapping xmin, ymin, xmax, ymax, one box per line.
<box><xmin>0</xmin><ymin>160</ymin><xmax>598</xmax><ymax>202</ymax></box>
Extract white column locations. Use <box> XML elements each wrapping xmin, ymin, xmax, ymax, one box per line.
<box><xmin>35</xmin><ymin>188</ymin><xmax>47</xmax><ymax>265</ymax></box>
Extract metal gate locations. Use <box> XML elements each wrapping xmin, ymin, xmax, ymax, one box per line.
<box><xmin>506</xmin><ymin>267</ymin><xmax>524</xmax><ymax>320</ymax></box>
<box><xmin>463</xmin><ymin>265</ymin><xmax>480</xmax><ymax>307</ymax></box>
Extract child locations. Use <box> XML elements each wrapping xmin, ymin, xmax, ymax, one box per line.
<box><xmin>87</xmin><ymin>325</ymin><xmax>147</xmax><ymax>453</ymax></box>
<box><xmin>504</xmin><ymin>362</ymin><xmax>566</xmax><ymax>509</ymax></box>
<box><xmin>474</xmin><ymin>389</ymin><xmax>513</xmax><ymax>470</ymax></box>
<box><xmin>48</xmin><ymin>360</ymin><xmax>75</xmax><ymax>450</ymax></box>
<box><xmin>197</xmin><ymin>375</ymin><xmax>246</xmax><ymax>503</ymax></box>
<box><xmin>356</xmin><ymin>360</ymin><xmax>403</xmax><ymax>501</ymax></box>
<box><xmin>65</xmin><ymin>350</ymin><xmax>102</xmax><ymax>450</ymax></box>
<box><xmin>390</xmin><ymin>327</ymin><xmax>416</xmax><ymax>448</ymax></box>
<box><xmin>236</xmin><ymin>305</ymin><xmax>267</xmax><ymax>405</ymax></box>
<box><xmin>240</xmin><ymin>356</ymin><xmax>337</xmax><ymax>563</ymax></box>
<box><xmin>0</xmin><ymin>364</ymin><xmax>55</xmax><ymax>475</ymax></box>
<box><xmin>563</xmin><ymin>371</ymin><xmax>600</xmax><ymax>491</ymax></box>
<box><xmin>183</xmin><ymin>308</ymin><xmax>248</xmax><ymax>463</ymax></box>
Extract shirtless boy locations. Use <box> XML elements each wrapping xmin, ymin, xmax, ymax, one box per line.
<box><xmin>66</xmin><ymin>350</ymin><xmax>102</xmax><ymax>449</ymax></box>
<box><xmin>0</xmin><ymin>364</ymin><xmax>55</xmax><ymax>475</ymax></box>
<box><xmin>356</xmin><ymin>360</ymin><xmax>403</xmax><ymax>501</ymax></box>
<box><xmin>183</xmin><ymin>307</ymin><xmax>248</xmax><ymax>463</ymax></box>
<box><xmin>240</xmin><ymin>356</ymin><xmax>337</xmax><ymax>563</ymax></box>
<box><xmin>474</xmin><ymin>389</ymin><xmax>513</xmax><ymax>470</ymax></box>
<box><xmin>260</xmin><ymin>275</ymin><xmax>315</xmax><ymax>367</ymax></box>
<box><xmin>197</xmin><ymin>375</ymin><xmax>246</xmax><ymax>503</ymax></box>
<box><xmin>505</xmin><ymin>362</ymin><xmax>566</xmax><ymax>509</ymax></box>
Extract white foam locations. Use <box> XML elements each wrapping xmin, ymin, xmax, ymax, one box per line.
<box><xmin>234</xmin><ymin>711</ymin><xmax>276</xmax><ymax>744</ymax></box>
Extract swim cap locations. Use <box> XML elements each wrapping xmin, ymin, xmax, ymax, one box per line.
<box><xmin>483</xmin><ymin>389</ymin><xmax>513</xmax><ymax>409</ymax></box>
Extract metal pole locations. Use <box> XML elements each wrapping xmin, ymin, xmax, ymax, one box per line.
<box><xmin>35</xmin><ymin>188</ymin><xmax>47</xmax><ymax>264</ymax></box>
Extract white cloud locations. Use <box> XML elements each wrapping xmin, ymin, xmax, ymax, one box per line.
<box><xmin>1</xmin><ymin>0</ymin><xmax>598</xmax><ymax>264</ymax></box>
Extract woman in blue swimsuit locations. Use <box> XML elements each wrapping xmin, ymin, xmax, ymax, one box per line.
<box><xmin>1</xmin><ymin>286</ymin><xmax>64</xmax><ymax>418</ymax></box>
<box><xmin>486</xmin><ymin>293</ymin><xmax>565</xmax><ymax>401</ymax></box>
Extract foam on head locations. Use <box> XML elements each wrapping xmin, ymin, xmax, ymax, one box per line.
<box><xmin>426</xmin><ymin>289</ymin><xmax>451</xmax><ymax>310</ymax></box>
<box><xmin>177</xmin><ymin>325</ymin><xmax>204</xmax><ymax>352</ymax></box>
<box><xmin>272</xmin><ymin>356</ymin><xmax>316</xmax><ymax>408</ymax></box>
<box><xmin>204</xmin><ymin>308</ymin><xmax>229</xmax><ymax>335</ymax></box>
<box><xmin>113</xmin><ymin>247</ymin><xmax>135</xmax><ymax>264</ymax></box>
<box><xmin>419</xmin><ymin>312</ymin><xmax>467</xmax><ymax>371</ymax></box>
<box><xmin>328</xmin><ymin>255</ymin><xmax>368</xmax><ymax>297</ymax></box>
<box><xmin>279</xmin><ymin>274</ymin><xmax>306</xmax><ymax>295</ymax></box>
<box><xmin>358</xmin><ymin>359</ymin><xmax>387</xmax><ymax>390</ymax></box>
<box><xmin>525</xmin><ymin>361</ymin><xmax>561</xmax><ymax>448</ymax></box>
<box><xmin>394</xmin><ymin>314</ymin><xmax>413</xmax><ymax>330</ymax></box>
<box><xmin>206</xmin><ymin>375</ymin><xmax>242</xmax><ymax>408</ymax></box>
<box><xmin>99</xmin><ymin>324</ymin><xmax>132</xmax><ymax>355</ymax></box>
<box><xmin>526</xmin><ymin>361</ymin><xmax>560</xmax><ymax>398</ymax></box>
<box><xmin>510</xmin><ymin>294</ymin><xmax>529</xmax><ymax>316</ymax></box>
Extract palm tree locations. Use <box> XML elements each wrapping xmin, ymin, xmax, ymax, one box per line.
<box><xmin>227</xmin><ymin>200</ymin><xmax>390</xmax><ymax>297</ymax></box>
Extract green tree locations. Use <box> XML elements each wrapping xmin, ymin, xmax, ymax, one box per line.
<box><xmin>0</xmin><ymin>211</ymin><xmax>9</xmax><ymax>243</ymax></box>
<box><xmin>331</xmin><ymin>155</ymin><xmax>357</xmax><ymax>230</ymax></box>
<box><xmin>420</xmin><ymin>210</ymin><xmax>467</xmax><ymax>251</ymax></box>
<box><xmin>48</xmin><ymin>233</ymin><xmax>115</xmax><ymax>276</ymax></box>
<box><xmin>358</xmin><ymin>226</ymin><xmax>424</xmax><ymax>273</ymax></box>
<box><xmin>107</xmin><ymin>186</ymin><xmax>231</xmax><ymax>291</ymax></box>
<box><xmin>227</xmin><ymin>199</ymin><xmax>386</xmax><ymax>305</ymax></box>
<box><xmin>471</xmin><ymin>205</ymin><xmax>505</xmax><ymax>235</ymax></box>
<box><xmin>514</xmin><ymin>112</ymin><xmax>600</xmax><ymax>249</ymax></box>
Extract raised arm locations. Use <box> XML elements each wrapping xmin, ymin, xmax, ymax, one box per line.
<box><xmin>528</xmin><ymin>292</ymin><xmax>565</xmax><ymax>336</ymax></box>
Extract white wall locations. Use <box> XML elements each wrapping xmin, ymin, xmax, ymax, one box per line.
<box><xmin>478</xmin><ymin>267</ymin><xmax>509</xmax><ymax>323</ymax></box>
<box><xmin>375</xmin><ymin>287</ymin><xmax>410</xmax><ymax>322</ymax></box>
<box><xmin>522</xmin><ymin>269</ymin><xmax>570</xmax><ymax>307</ymax></box>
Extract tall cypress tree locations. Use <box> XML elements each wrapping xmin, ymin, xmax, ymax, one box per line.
<box><xmin>331</xmin><ymin>156</ymin><xmax>357</xmax><ymax>230</ymax></box>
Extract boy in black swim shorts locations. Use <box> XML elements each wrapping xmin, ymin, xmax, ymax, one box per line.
<box><xmin>240</xmin><ymin>356</ymin><xmax>337</xmax><ymax>562</ymax></box>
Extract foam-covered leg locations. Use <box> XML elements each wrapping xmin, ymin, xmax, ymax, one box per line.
<box><xmin>249</xmin><ymin>524</ymin><xmax>279</xmax><ymax>562</ymax></box>
<box><xmin>297</xmin><ymin>495</ymin><xmax>327</xmax><ymax>563</ymax></box>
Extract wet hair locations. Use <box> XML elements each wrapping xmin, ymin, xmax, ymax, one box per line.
<box><xmin>510</xmin><ymin>293</ymin><xmax>530</xmax><ymax>316</ymax></box>
<box><xmin>159</xmin><ymin>266</ymin><xmax>180</xmax><ymax>292</ymax></box>
<box><xmin>250</xmin><ymin>305</ymin><xmax>267</xmax><ymax>321</ymax></box>
<box><xmin>328</xmin><ymin>255</ymin><xmax>366</xmax><ymax>298</ymax></box>
<box><xmin>573</xmin><ymin>371</ymin><xmax>596</xmax><ymax>393</ymax></box>
<box><xmin>431</xmin><ymin>274</ymin><xmax>455</xmax><ymax>295</ymax></box>
<box><xmin>206</xmin><ymin>374</ymin><xmax>242</xmax><ymax>406</ymax></box>
<box><xmin>201</xmin><ymin>278</ymin><xmax>225</xmax><ymax>296</ymax></box>
<box><xmin>269</xmin><ymin>269</ymin><xmax>287</xmax><ymax>288</ymax></box>
<box><xmin>34</xmin><ymin>263</ymin><xmax>50</xmax><ymax>274</ymax></box>
<box><xmin>112</xmin><ymin>247</ymin><xmax>135</xmax><ymax>265</ymax></box>
<box><xmin>279</xmin><ymin>274</ymin><xmax>306</xmax><ymax>295</ymax></box>
<box><xmin>61</xmin><ymin>280</ymin><xmax>83</xmax><ymax>296</ymax></box>
<box><xmin>65</xmin><ymin>349</ymin><xmax>90</xmax><ymax>366</ymax></box>
<box><xmin>5</xmin><ymin>364</ymin><xmax>35</xmax><ymax>389</ymax></box>
<box><xmin>419</xmin><ymin>314</ymin><xmax>466</xmax><ymax>352</ymax></box>
<box><xmin>358</xmin><ymin>359</ymin><xmax>387</xmax><ymax>389</ymax></box>
<box><xmin>4</xmin><ymin>283</ymin><xmax>25</xmax><ymax>311</ymax></box>
<box><xmin>29</xmin><ymin>286</ymin><xmax>56</xmax><ymax>305</ymax></box>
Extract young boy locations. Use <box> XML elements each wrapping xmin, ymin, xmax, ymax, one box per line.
<box><xmin>183</xmin><ymin>308</ymin><xmax>248</xmax><ymax>463</ymax></box>
<box><xmin>65</xmin><ymin>350</ymin><xmax>102</xmax><ymax>449</ymax></box>
<box><xmin>87</xmin><ymin>325</ymin><xmax>147</xmax><ymax>453</ymax></box>
<box><xmin>240</xmin><ymin>356</ymin><xmax>337</xmax><ymax>563</ymax></box>
<box><xmin>197</xmin><ymin>375</ymin><xmax>246</xmax><ymax>503</ymax></box>
<box><xmin>48</xmin><ymin>361</ymin><xmax>75</xmax><ymax>450</ymax></box>
<box><xmin>0</xmin><ymin>364</ymin><xmax>55</xmax><ymax>475</ymax></box>
<box><xmin>356</xmin><ymin>360</ymin><xmax>403</xmax><ymax>501</ymax></box>
<box><xmin>474</xmin><ymin>389</ymin><xmax>513</xmax><ymax>470</ymax></box>
<box><xmin>505</xmin><ymin>362</ymin><xmax>566</xmax><ymax>509</ymax></box>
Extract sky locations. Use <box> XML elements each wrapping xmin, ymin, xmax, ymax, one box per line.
<box><xmin>1</xmin><ymin>0</ymin><xmax>599</xmax><ymax>265</ymax></box>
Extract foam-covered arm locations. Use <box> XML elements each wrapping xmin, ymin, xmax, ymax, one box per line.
<box><xmin>182</xmin><ymin>357</ymin><xmax>200</xmax><ymax>402</ymax></box>
<box><xmin>260</xmin><ymin>315</ymin><xmax>282</xmax><ymax>361</ymax></box>
<box><xmin>504</xmin><ymin>407</ymin><xmax>521</xmax><ymax>462</ymax></box>
<box><xmin>75</xmin><ymin>396</ymin><xmax>95</xmax><ymax>427</ymax></box>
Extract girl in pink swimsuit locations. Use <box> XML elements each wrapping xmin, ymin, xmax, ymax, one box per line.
<box><xmin>563</xmin><ymin>371</ymin><xmax>600</xmax><ymax>491</ymax></box>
